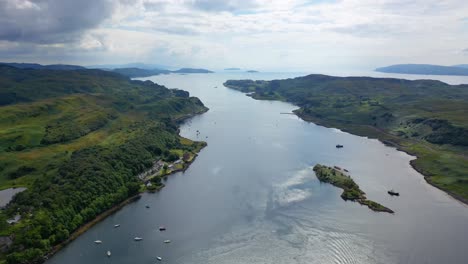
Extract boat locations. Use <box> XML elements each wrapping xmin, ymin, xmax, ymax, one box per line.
<box><xmin>156</xmin><ymin>256</ymin><xmax>163</xmax><ymax>261</ymax></box>
<box><xmin>159</xmin><ymin>226</ymin><xmax>166</xmax><ymax>231</ymax></box>
<box><xmin>134</xmin><ymin>237</ymin><xmax>143</xmax><ymax>241</ymax></box>
<box><xmin>388</xmin><ymin>190</ymin><xmax>399</xmax><ymax>196</ymax></box>
<box><xmin>114</xmin><ymin>224</ymin><xmax>120</xmax><ymax>228</ymax></box>
<box><xmin>145</xmin><ymin>205</ymin><xmax>150</xmax><ymax>208</ymax></box>
<box><xmin>94</xmin><ymin>240</ymin><xmax>102</xmax><ymax>244</ymax></box>
<box><xmin>107</xmin><ymin>251</ymin><xmax>111</xmax><ymax>257</ymax></box>
<box><xmin>164</xmin><ymin>240</ymin><xmax>171</xmax><ymax>243</ymax></box>
<box><xmin>336</xmin><ymin>144</ymin><xmax>344</xmax><ymax>148</ymax></box>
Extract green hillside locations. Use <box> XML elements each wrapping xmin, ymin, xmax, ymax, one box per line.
<box><xmin>0</xmin><ymin>66</ymin><xmax>208</xmax><ymax>263</ymax></box>
<box><xmin>225</xmin><ymin>75</ymin><xmax>468</xmax><ymax>203</ymax></box>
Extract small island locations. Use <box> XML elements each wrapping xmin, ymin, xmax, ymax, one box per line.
<box><xmin>313</xmin><ymin>164</ymin><xmax>394</xmax><ymax>213</ymax></box>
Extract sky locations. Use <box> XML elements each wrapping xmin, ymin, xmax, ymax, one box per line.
<box><xmin>1</xmin><ymin>0</ymin><xmax>468</xmax><ymax>72</ymax></box>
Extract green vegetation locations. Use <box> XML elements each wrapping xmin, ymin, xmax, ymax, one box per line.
<box><xmin>225</xmin><ymin>75</ymin><xmax>468</xmax><ymax>204</ymax></box>
<box><xmin>0</xmin><ymin>65</ymin><xmax>208</xmax><ymax>263</ymax></box>
<box><xmin>313</xmin><ymin>165</ymin><xmax>393</xmax><ymax>213</ymax></box>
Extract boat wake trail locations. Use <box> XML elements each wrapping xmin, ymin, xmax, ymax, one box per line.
<box><xmin>185</xmin><ymin>167</ymin><xmax>395</xmax><ymax>264</ymax></box>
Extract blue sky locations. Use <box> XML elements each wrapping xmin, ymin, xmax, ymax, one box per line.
<box><xmin>1</xmin><ymin>0</ymin><xmax>468</xmax><ymax>71</ymax></box>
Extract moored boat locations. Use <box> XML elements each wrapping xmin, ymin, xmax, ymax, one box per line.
<box><xmin>156</xmin><ymin>256</ymin><xmax>162</xmax><ymax>261</ymax></box>
<box><xmin>164</xmin><ymin>240</ymin><xmax>171</xmax><ymax>243</ymax></box>
<box><xmin>107</xmin><ymin>251</ymin><xmax>111</xmax><ymax>257</ymax></box>
<box><xmin>94</xmin><ymin>240</ymin><xmax>102</xmax><ymax>244</ymax></box>
<box><xmin>159</xmin><ymin>226</ymin><xmax>166</xmax><ymax>231</ymax></box>
<box><xmin>134</xmin><ymin>237</ymin><xmax>143</xmax><ymax>241</ymax></box>
<box><xmin>336</xmin><ymin>144</ymin><xmax>344</xmax><ymax>148</ymax></box>
<box><xmin>388</xmin><ymin>190</ymin><xmax>399</xmax><ymax>196</ymax></box>
<box><xmin>114</xmin><ymin>224</ymin><xmax>120</xmax><ymax>228</ymax></box>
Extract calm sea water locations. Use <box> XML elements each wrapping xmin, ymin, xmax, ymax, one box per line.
<box><xmin>47</xmin><ymin>72</ymin><xmax>468</xmax><ymax>264</ymax></box>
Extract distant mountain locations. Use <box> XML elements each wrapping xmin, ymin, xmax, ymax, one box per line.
<box><xmin>453</xmin><ymin>64</ymin><xmax>468</xmax><ymax>69</ymax></box>
<box><xmin>224</xmin><ymin>68</ymin><xmax>241</xmax><ymax>70</ymax></box>
<box><xmin>172</xmin><ymin>68</ymin><xmax>213</xmax><ymax>74</ymax></box>
<box><xmin>375</xmin><ymin>64</ymin><xmax>468</xmax><ymax>76</ymax></box>
<box><xmin>246</xmin><ymin>70</ymin><xmax>259</xmax><ymax>73</ymax></box>
<box><xmin>111</xmin><ymin>67</ymin><xmax>170</xmax><ymax>78</ymax></box>
<box><xmin>89</xmin><ymin>63</ymin><xmax>170</xmax><ymax>70</ymax></box>
<box><xmin>0</xmin><ymin>62</ymin><xmax>85</xmax><ymax>70</ymax></box>
<box><xmin>111</xmin><ymin>67</ymin><xmax>213</xmax><ymax>78</ymax></box>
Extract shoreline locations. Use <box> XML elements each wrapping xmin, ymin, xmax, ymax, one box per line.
<box><xmin>44</xmin><ymin>143</ymin><xmax>206</xmax><ymax>262</ymax></box>
<box><xmin>45</xmin><ymin>194</ymin><xmax>141</xmax><ymax>260</ymax></box>
<box><xmin>225</xmin><ymin>84</ymin><xmax>468</xmax><ymax>207</ymax></box>
<box><xmin>43</xmin><ymin>111</ymin><xmax>208</xmax><ymax>262</ymax></box>
<box><xmin>294</xmin><ymin>110</ymin><xmax>468</xmax><ymax>207</ymax></box>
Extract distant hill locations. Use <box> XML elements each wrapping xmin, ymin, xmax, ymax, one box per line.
<box><xmin>453</xmin><ymin>64</ymin><xmax>468</xmax><ymax>69</ymax></box>
<box><xmin>112</xmin><ymin>67</ymin><xmax>213</xmax><ymax>78</ymax></box>
<box><xmin>88</xmin><ymin>63</ymin><xmax>170</xmax><ymax>70</ymax></box>
<box><xmin>172</xmin><ymin>68</ymin><xmax>213</xmax><ymax>74</ymax></box>
<box><xmin>0</xmin><ymin>62</ymin><xmax>85</xmax><ymax>70</ymax></box>
<box><xmin>111</xmin><ymin>67</ymin><xmax>171</xmax><ymax>78</ymax></box>
<box><xmin>375</xmin><ymin>64</ymin><xmax>468</xmax><ymax>76</ymax></box>
<box><xmin>246</xmin><ymin>70</ymin><xmax>259</xmax><ymax>73</ymax></box>
<box><xmin>224</xmin><ymin>68</ymin><xmax>241</xmax><ymax>70</ymax></box>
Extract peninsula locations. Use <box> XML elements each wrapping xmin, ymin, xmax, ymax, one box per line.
<box><xmin>0</xmin><ymin>65</ymin><xmax>208</xmax><ymax>263</ymax></box>
<box><xmin>224</xmin><ymin>75</ymin><xmax>468</xmax><ymax>205</ymax></box>
<box><xmin>313</xmin><ymin>165</ymin><xmax>393</xmax><ymax>213</ymax></box>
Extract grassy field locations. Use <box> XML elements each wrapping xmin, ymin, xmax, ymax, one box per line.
<box><xmin>0</xmin><ymin>65</ymin><xmax>208</xmax><ymax>263</ymax></box>
<box><xmin>225</xmin><ymin>75</ymin><xmax>468</xmax><ymax>204</ymax></box>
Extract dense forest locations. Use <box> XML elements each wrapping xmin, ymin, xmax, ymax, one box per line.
<box><xmin>225</xmin><ymin>75</ymin><xmax>468</xmax><ymax>203</ymax></box>
<box><xmin>0</xmin><ymin>65</ymin><xmax>208</xmax><ymax>263</ymax></box>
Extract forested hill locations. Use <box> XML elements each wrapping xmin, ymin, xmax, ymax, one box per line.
<box><xmin>0</xmin><ymin>65</ymin><xmax>208</xmax><ymax>263</ymax></box>
<box><xmin>224</xmin><ymin>75</ymin><xmax>468</xmax><ymax>203</ymax></box>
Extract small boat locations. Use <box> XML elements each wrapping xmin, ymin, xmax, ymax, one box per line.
<box><xmin>344</xmin><ymin>169</ymin><xmax>349</xmax><ymax>172</ymax></box>
<box><xmin>114</xmin><ymin>224</ymin><xmax>120</xmax><ymax>228</ymax></box>
<box><xmin>388</xmin><ymin>190</ymin><xmax>399</xmax><ymax>196</ymax></box>
<box><xmin>134</xmin><ymin>237</ymin><xmax>143</xmax><ymax>241</ymax></box>
<box><xmin>107</xmin><ymin>251</ymin><xmax>111</xmax><ymax>257</ymax></box>
<box><xmin>146</xmin><ymin>205</ymin><xmax>150</xmax><ymax>208</ymax></box>
<box><xmin>156</xmin><ymin>256</ymin><xmax>163</xmax><ymax>261</ymax></box>
<box><xmin>164</xmin><ymin>240</ymin><xmax>171</xmax><ymax>243</ymax></box>
<box><xmin>336</xmin><ymin>144</ymin><xmax>344</xmax><ymax>148</ymax></box>
<box><xmin>159</xmin><ymin>226</ymin><xmax>166</xmax><ymax>231</ymax></box>
<box><xmin>94</xmin><ymin>240</ymin><xmax>102</xmax><ymax>244</ymax></box>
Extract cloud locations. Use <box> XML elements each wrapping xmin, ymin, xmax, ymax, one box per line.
<box><xmin>188</xmin><ymin>0</ymin><xmax>260</xmax><ymax>12</ymax></box>
<box><xmin>1</xmin><ymin>0</ymin><xmax>468</xmax><ymax>70</ymax></box>
<box><xmin>0</xmin><ymin>0</ymin><xmax>119</xmax><ymax>43</ymax></box>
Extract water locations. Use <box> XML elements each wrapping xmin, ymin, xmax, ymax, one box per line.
<box><xmin>47</xmin><ymin>72</ymin><xmax>468</xmax><ymax>264</ymax></box>
<box><xmin>0</xmin><ymin>187</ymin><xmax>26</xmax><ymax>208</ymax></box>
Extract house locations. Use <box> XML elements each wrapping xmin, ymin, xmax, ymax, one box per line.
<box><xmin>6</xmin><ymin>214</ymin><xmax>21</xmax><ymax>225</ymax></box>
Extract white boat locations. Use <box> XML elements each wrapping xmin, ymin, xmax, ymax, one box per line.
<box><xmin>134</xmin><ymin>237</ymin><xmax>143</xmax><ymax>241</ymax></box>
<box><xmin>164</xmin><ymin>240</ymin><xmax>171</xmax><ymax>243</ymax></box>
<box><xmin>156</xmin><ymin>256</ymin><xmax>162</xmax><ymax>261</ymax></box>
<box><xmin>107</xmin><ymin>250</ymin><xmax>111</xmax><ymax>257</ymax></box>
<box><xmin>159</xmin><ymin>226</ymin><xmax>166</xmax><ymax>231</ymax></box>
<box><xmin>114</xmin><ymin>224</ymin><xmax>120</xmax><ymax>228</ymax></box>
<box><xmin>94</xmin><ymin>240</ymin><xmax>102</xmax><ymax>244</ymax></box>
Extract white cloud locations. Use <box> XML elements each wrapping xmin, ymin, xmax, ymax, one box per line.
<box><xmin>1</xmin><ymin>0</ymin><xmax>468</xmax><ymax>70</ymax></box>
